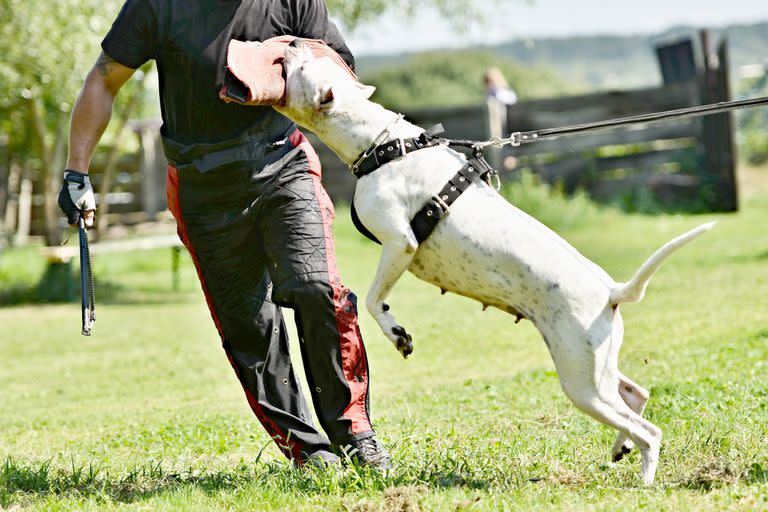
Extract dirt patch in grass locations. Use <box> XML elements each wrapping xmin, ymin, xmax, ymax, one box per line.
<box><xmin>351</xmin><ymin>485</ymin><xmax>426</xmax><ymax>512</ymax></box>
<box><xmin>680</xmin><ymin>458</ymin><xmax>744</xmax><ymax>491</ymax></box>
<box><xmin>544</xmin><ymin>463</ymin><xmax>586</xmax><ymax>487</ymax></box>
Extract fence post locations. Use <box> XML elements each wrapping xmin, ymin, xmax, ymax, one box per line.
<box><xmin>133</xmin><ymin>119</ymin><xmax>166</xmax><ymax>219</ymax></box>
<box><xmin>699</xmin><ymin>30</ymin><xmax>738</xmax><ymax>212</ymax></box>
<box><xmin>0</xmin><ymin>135</ymin><xmax>8</xmax><ymax>240</ymax></box>
<box><xmin>714</xmin><ymin>39</ymin><xmax>738</xmax><ymax>211</ymax></box>
<box><xmin>16</xmin><ymin>176</ymin><xmax>32</xmax><ymax>246</ymax></box>
<box><xmin>3</xmin><ymin>162</ymin><xmax>20</xmax><ymax>240</ymax></box>
<box><xmin>485</xmin><ymin>96</ymin><xmax>505</xmax><ymax>171</ymax></box>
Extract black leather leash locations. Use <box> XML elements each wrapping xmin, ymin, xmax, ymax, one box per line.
<box><xmin>477</xmin><ymin>95</ymin><xmax>768</xmax><ymax>149</ymax></box>
<box><xmin>78</xmin><ymin>216</ymin><xmax>96</xmax><ymax>336</ymax></box>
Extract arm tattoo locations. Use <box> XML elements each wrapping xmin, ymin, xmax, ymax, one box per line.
<box><xmin>95</xmin><ymin>52</ymin><xmax>118</xmax><ymax>76</ymax></box>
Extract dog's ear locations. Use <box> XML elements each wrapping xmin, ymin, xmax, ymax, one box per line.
<box><xmin>355</xmin><ymin>82</ymin><xmax>376</xmax><ymax>99</ymax></box>
<box><xmin>313</xmin><ymin>81</ymin><xmax>334</xmax><ymax>110</ymax></box>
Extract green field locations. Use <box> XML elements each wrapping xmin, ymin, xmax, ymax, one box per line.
<box><xmin>1</xmin><ymin>178</ymin><xmax>767</xmax><ymax>510</ymax></box>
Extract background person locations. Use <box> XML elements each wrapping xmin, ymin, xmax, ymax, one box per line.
<box><xmin>483</xmin><ymin>66</ymin><xmax>518</xmax><ymax>170</ymax></box>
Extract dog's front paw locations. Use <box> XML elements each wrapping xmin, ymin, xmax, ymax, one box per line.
<box><xmin>391</xmin><ymin>326</ymin><xmax>413</xmax><ymax>358</ymax></box>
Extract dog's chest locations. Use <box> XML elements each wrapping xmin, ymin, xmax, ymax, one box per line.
<box><xmin>405</xmin><ymin>185</ymin><xmax>614</xmax><ymax>316</ymax></box>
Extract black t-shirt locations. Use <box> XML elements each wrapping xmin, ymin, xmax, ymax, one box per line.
<box><xmin>102</xmin><ymin>0</ymin><xmax>354</xmax><ymax>144</ymax></box>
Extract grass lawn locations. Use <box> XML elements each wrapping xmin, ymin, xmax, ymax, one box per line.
<box><xmin>1</xmin><ymin>172</ymin><xmax>767</xmax><ymax>510</ymax></box>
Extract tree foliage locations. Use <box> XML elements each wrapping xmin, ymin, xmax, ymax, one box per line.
<box><xmin>736</xmin><ymin>74</ymin><xmax>768</xmax><ymax>165</ymax></box>
<box><xmin>0</xmin><ymin>0</ymin><xmax>125</xmax><ymax>111</ymax></box>
<box><xmin>327</xmin><ymin>0</ymin><xmax>484</xmax><ymax>28</ymax></box>
<box><xmin>0</xmin><ymin>0</ymin><xmax>129</xmax><ymax>244</ymax></box>
<box><xmin>361</xmin><ymin>50</ymin><xmax>568</xmax><ymax>110</ymax></box>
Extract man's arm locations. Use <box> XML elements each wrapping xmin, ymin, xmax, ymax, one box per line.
<box><xmin>60</xmin><ymin>52</ymin><xmax>135</xmax><ymax>226</ymax></box>
<box><xmin>67</xmin><ymin>52</ymin><xmax>136</xmax><ymax>172</ymax></box>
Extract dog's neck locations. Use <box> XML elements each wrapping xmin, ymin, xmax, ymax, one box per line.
<box><xmin>278</xmin><ymin>100</ymin><xmax>424</xmax><ymax>165</ymax></box>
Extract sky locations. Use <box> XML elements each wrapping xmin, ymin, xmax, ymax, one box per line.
<box><xmin>343</xmin><ymin>0</ymin><xmax>768</xmax><ymax>56</ymax></box>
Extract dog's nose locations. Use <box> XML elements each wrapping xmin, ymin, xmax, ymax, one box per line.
<box><xmin>289</xmin><ymin>38</ymin><xmax>306</xmax><ymax>49</ymax></box>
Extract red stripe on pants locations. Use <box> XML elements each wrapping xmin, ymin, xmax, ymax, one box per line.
<box><xmin>290</xmin><ymin>131</ymin><xmax>372</xmax><ymax>435</ymax></box>
<box><xmin>166</xmin><ymin>165</ymin><xmax>303</xmax><ymax>461</ymax></box>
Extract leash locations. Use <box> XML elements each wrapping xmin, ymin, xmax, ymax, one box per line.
<box><xmin>475</xmin><ymin>95</ymin><xmax>768</xmax><ymax>149</ymax></box>
<box><xmin>78</xmin><ymin>215</ymin><xmax>96</xmax><ymax>336</ymax></box>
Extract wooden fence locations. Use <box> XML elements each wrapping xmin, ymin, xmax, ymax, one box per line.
<box><xmin>495</xmin><ymin>36</ymin><xmax>737</xmax><ymax>212</ymax></box>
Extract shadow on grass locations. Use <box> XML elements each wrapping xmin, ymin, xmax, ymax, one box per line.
<box><xmin>0</xmin><ymin>457</ymin><xmax>247</xmax><ymax>506</ymax></box>
<box><xmin>0</xmin><ymin>274</ymin><xmax>196</xmax><ymax>308</ymax></box>
<box><xmin>0</xmin><ymin>456</ymin><xmax>493</xmax><ymax>507</ymax></box>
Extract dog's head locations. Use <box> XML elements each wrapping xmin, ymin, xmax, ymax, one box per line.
<box><xmin>280</xmin><ymin>39</ymin><xmax>376</xmax><ymax>126</ymax></box>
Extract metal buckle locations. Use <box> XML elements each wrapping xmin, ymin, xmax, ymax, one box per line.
<box><xmin>432</xmin><ymin>194</ymin><xmax>450</xmax><ymax>221</ymax></box>
<box><xmin>398</xmin><ymin>138</ymin><xmax>407</xmax><ymax>157</ymax></box>
<box><xmin>490</xmin><ymin>171</ymin><xmax>501</xmax><ymax>190</ymax></box>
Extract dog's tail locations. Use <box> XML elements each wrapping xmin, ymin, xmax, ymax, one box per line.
<box><xmin>609</xmin><ymin>221</ymin><xmax>716</xmax><ymax>305</ymax></box>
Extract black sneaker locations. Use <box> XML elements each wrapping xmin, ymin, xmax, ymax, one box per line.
<box><xmin>341</xmin><ymin>437</ymin><xmax>391</xmax><ymax>469</ymax></box>
<box><xmin>303</xmin><ymin>449</ymin><xmax>340</xmax><ymax>469</ymax></box>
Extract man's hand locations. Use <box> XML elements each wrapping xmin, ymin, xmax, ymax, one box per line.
<box><xmin>58</xmin><ymin>170</ymin><xmax>96</xmax><ymax>227</ymax></box>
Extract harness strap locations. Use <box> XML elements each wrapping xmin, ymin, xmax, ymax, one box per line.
<box><xmin>410</xmin><ymin>154</ymin><xmax>494</xmax><ymax>243</ymax></box>
<box><xmin>351</xmin><ymin>154</ymin><xmax>495</xmax><ymax>246</ymax></box>
<box><xmin>352</xmin><ymin>124</ymin><xmax>444</xmax><ymax>178</ymax></box>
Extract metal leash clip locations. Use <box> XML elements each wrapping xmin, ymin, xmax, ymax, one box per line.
<box><xmin>78</xmin><ymin>215</ymin><xmax>96</xmax><ymax>336</ymax></box>
<box><xmin>489</xmin><ymin>170</ymin><xmax>501</xmax><ymax>191</ymax></box>
<box><xmin>508</xmin><ymin>132</ymin><xmax>524</xmax><ymax>147</ymax></box>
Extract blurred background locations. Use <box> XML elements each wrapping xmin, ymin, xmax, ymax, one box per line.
<box><xmin>0</xmin><ymin>0</ymin><xmax>767</xmax><ymax>302</ymax></box>
<box><xmin>1</xmin><ymin>4</ymin><xmax>767</xmax><ymax>508</ymax></box>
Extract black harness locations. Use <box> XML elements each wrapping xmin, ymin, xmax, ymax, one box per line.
<box><xmin>351</xmin><ymin>124</ymin><xmax>445</xmax><ymax>178</ymax></box>
<box><xmin>350</xmin><ymin>125</ymin><xmax>497</xmax><ymax>245</ymax></box>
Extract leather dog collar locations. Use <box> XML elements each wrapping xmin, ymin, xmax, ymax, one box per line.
<box><xmin>351</xmin><ymin>124</ymin><xmax>445</xmax><ymax>178</ymax></box>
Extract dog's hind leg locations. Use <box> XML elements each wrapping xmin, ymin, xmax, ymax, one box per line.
<box><xmin>600</xmin><ymin>306</ymin><xmax>652</xmax><ymax>463</ymax></box>
<box><xmin>365</xmin><ymin>229</ymin><xmax>419</xmax><ymax>358</ymax></box>
<box><xmin>563</xmin><ymin>377</ymin><xmax>661</xmax><ymax>486</ymax></box>
<box><xmin>554</xmin><ymin>310</ymin><xmax>660</xmax><ymax>485</ymax></box>
<box><xmin>611</xmin><ymin>374</ymin><xmax>650</xmax><ymax>462</ymax></box>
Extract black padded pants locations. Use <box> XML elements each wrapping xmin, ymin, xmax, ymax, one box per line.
<box><xmin>166</xmin><ymin>130</ymin><xmax>373</xmax><ymax>462</ymax></box>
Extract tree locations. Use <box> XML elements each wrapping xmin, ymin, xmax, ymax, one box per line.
<box><xmin>327</xmin><ymin>0</ymin><xmax>484</xmax><ymax>27</ymax></box>
<box><xmin>0</xmin><ymin>0</ymin><xmax>142</xmax><ymax>245</ymax></box>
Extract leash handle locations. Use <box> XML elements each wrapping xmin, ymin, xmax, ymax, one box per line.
<box><xmin>78</xmin><ymin>215</ymin><xmax>95</xmax><ymax>336</ymax></box>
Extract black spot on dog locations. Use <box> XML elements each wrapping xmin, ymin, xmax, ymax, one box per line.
<box><xmin>613</xmin><ymin>444</ymin><xmax>632</xmax><ymax>462</ymax></box>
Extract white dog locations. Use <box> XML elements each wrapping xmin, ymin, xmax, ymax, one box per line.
<box><xmin>275</xmin><ymin>41</ymin><xmax>714</xmax><ymax>486</ymax></box>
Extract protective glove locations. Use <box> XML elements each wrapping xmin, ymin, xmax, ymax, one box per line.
<box><xmin>57</xmin><ymin>170</ymin><xmax>96</xmax><ymax>227</ymax></box>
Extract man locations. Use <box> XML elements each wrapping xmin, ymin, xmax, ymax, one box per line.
<box><xmin>58</xmin><ymin>0</ymin><xmax>389</xmax><ymax>468</ymax></box>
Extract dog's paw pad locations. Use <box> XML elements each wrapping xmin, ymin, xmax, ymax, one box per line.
<box><xmin>397</xmin><ymin>339</ymin><xmax>413</xmax><ymax>358</ymax></box>
<box><xmin>392</xmin><ymin>326</ymin><xmax>413</xmax><ymax>358</ymax></box>
<box><xmin>612</xmin><ymin>444</ymin><xmax>632</xmax><ymax>462</ymax></box>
